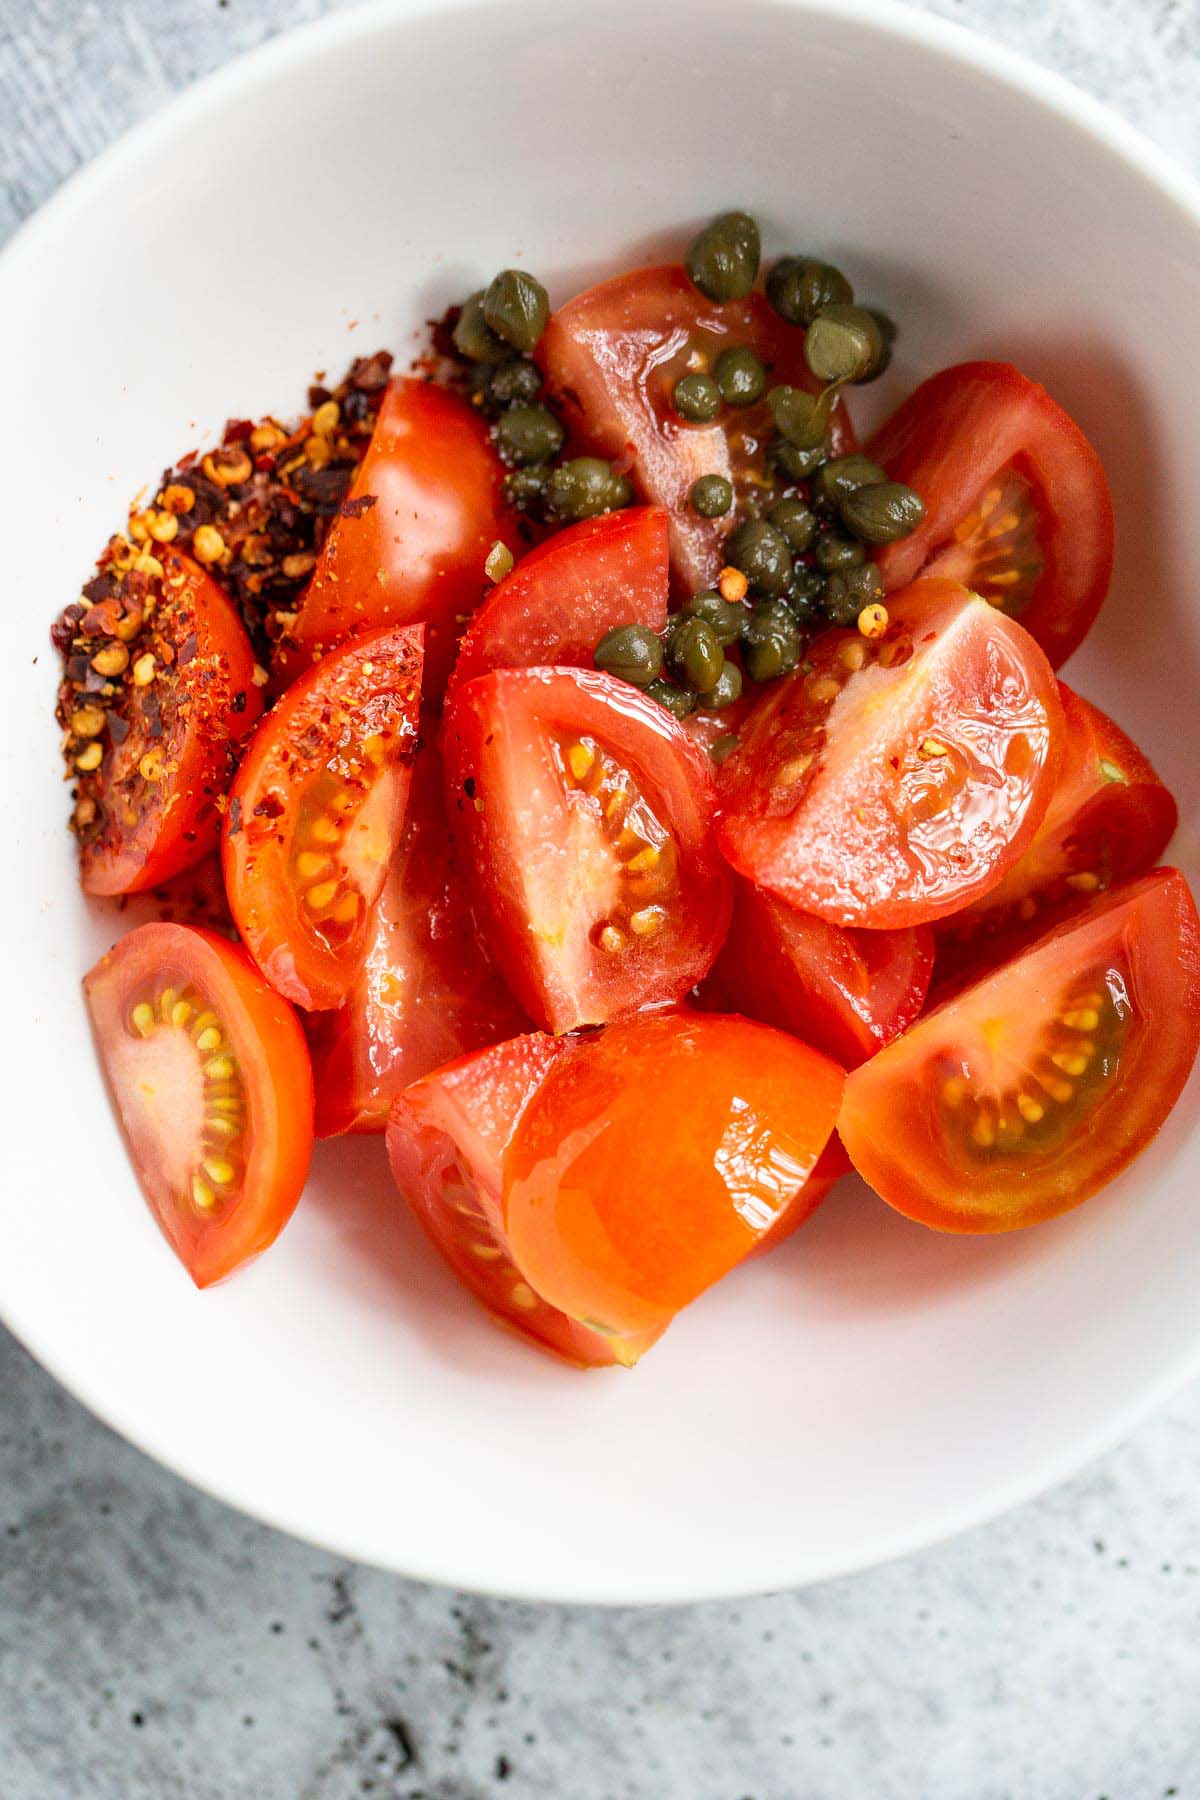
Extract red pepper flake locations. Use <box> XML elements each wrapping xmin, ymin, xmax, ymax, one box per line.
<box><xmin>339</xmin><ymin>494</ymin><xmax>378</xmax><ymax>520</ymax></box>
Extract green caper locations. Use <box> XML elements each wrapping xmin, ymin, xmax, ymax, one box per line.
<box><xmin>646</xmin><ymin>679</ymin><xmax>697</xmax><ymax>720</ymax></box>
<box><xmin>769</xmin><ymin>436</ymin><xmax>828</xmax><ymax>481</ymax></box>
<box><xmin>482</xmin><ymin>270</ymin><xmax>550</xmax><ymax>353</ymax></box>
<box><xmin>857</xmin><ymin>310</ymin><xmax>896</xmax><ymax>384</ymax></box>
<box><xmin>821</xmin><ymin>563</ymin><xmax>886</xmax><ymax>627</ymax></box>
<box><xmin>689</xmin><ymin>474</ymin><xmax>734</xmax><ymax>518</ymax></box>
<box><xmin>767</xmin><ymin>497</ymin><xmax>818</xmax><ymax>554</ymax></box>
<box><xmin>725</xmin><ymin>518</ymin><xmax>792</xmax><ymax>597</ymax></box>
<box><xmin>682</xmin><ymin>589</ymin><xmax>745</xmax><ymax>646</ymax></box>
<box><xmin>669</xmin><ymin>617</ymin><xmax>725</xmax><ymax>694</ymax></box>
<box><xmin>486</xmin><ymin>358</ymin><xmax>542</xmax><ymax>408</ymax></box>
<box><xmin>767</xmin><ymin>384</ymin><xmax>831</xmax><ymax>450</ymax></box>
<box><xmin>839</xmin><ymin>481</ymin><xmax>926</xmax><ymax>544</ymax></box>
<box><xmin>740</xmin><ymin>599</ymin><xmax>803</xmax><ymax>684</ymax></box>
<box><xmin>503</xmin><ymin>466</ymin><xmax>548</xmax><ymax>511</ymax></box>
<box><xmin>673</xmin><ymin>373</ymin><xmax>722</xmax><ymax>422</ymax></box>
<box><xmin>701</xmin><ymin>658</ymin><xmax>744</xmax><ymax>710</ymax></box>
<box><xmin>493</xmin><ymin>404</ymin><xmax>565</xmax><ymax>468</ymax></box>
<box><xmin>814</xmin><ymin>455</ymin><xmax>889</xmax><ymax>509</ymax></box>
<box><xmin>453</xmin><ymin>291</ymin><xmax>510</xmax><ymax>364</ymax></box>
<box><xmin>815</xmin><ymin>532</ymin><xmax>867</xmax><ymax>572</ymax></box>
<box><xmin>608</xmin><ymin>473</ymin><xmax>634</xmax><ymax>510</ymax></box>
<box><xmin>684</xmin><ymin>211</ymin><xmax>760</xmax><ymax>303</ymax></box>
<box><xmin>803</xmin><ymin>304</ymin><xmax>886</xmax><ymax>385</ymax></box>
<box><xmin>593</xmin><ymin>623</ymin><xmax>664</xmax><ymax>688</ymax></box>
<box><xmin>766</xmin><ymin>256</ymin><xmax>854</xmax><ymax>327</ymax></box>
<box><xmin>786</xmin><ymin>571</ymin><xmax>824</xmax><ymax>632</ymax></box>
<box><xmin>547</xmin><ymin>457</ymin><xmax>623</xmax><ymax>521</ymax></box>
<box><xmin>714</xmin><ymin>345</ymin><xmax>766</xmax><ymax>407</ymax></box>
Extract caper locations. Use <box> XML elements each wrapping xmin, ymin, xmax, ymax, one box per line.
<box><xmin>673</xmin><ymin>372</ymin><xmax>722</xmax><ymax>423</ymax></box>
<box><xmin>786</xmin><ymin>572</ymin><xmax>825</xmax><ymax>632</ymax></box>
<box><xmin>482</xmin><ymin>270</ymin><xmax>550</xmax><ymax>353</ymax></box>
<box><xmin>486</xmin><ymin>358</ymin><xmax>543</xmax><ymax>408</ymax></box>
<box><xmin>453</xmin><ymin>291</ymin><xmax>510</xmax><ymax>364</ymax></box>
<box><xmin>608</xmin><ymin>473</ymin><xmax>634</xmax><ymax>510</ymax></box>
<box><xmin>741</xmin><ymin>599</ymin><xmax>803</xmax><ymax>684</ymax></box>
<box><xmin>682</xmin><ymin>589</ymin><xmax>745</xmax><ymax>646</ymax></box>
<box><xmin>493</xmin><ymin>404</ymin><xmax>565</xmax><ymax>468</ymax></box>
<box><xmin>857</xmin><ymin>309</ymin><xmax>896</xmax><ymax>384</ymax></box>
<box><xmin>725</xmin><ymin>518</ymin><xmax>792</xmax><ymax>597</ymax></box>
<box><xmin>646</xmin><ymin>679</ymin><xmax>697</xmax><ymax>720</ymax></box>
<box><xmin>547</xmin><ymin>457</ymin><xmax>623</xmax><ymax>521</ymax></box>
<box><xmin>767</xmin><ymin>384</ymin><xmax>831</xmax><ymax>450</ymax></box>
<box><xmin>714</xmin><ymin>345</ymin><xmax>766</xmax><ymax>407</ymax></box>
<box><xmin>821</xmin><ymin>563</ymin><xmax>886</xmax><ymax>627</ymax></box>
<box><xmin>766</xmin><ymin>256</ymin><xmax>854</xmax><ymax>327</ymax></box>
<box><xmin>669</xmin><ymin>617</ymin><xmax>725</xmax><ymax>694</ymax></box>
<box><xmin>593</xmin><ymin>623</ymin><xmax>664</xmax><ymax>688</ymax></box>
<box><xmin>689</xmin><ymin>474</ymin><xmax>734</xmax><ymax>518</ymax></box>
<box><xmin>701</xmin><ymin>658</ymin><xmax>744</xmax><ymax>710</ymax></box>
<box><xmin>839</xmin><ymin>481</ymin><xmax>926</xmax><ymax>544</ymax></box>
<box><xmin>803</xmin><ymin>304</ymin><xmax>886</xmax><ymax>385</ymax></box>
<box><xmin>814</xmin><ymin>455</ymin><xmax>889</xmax><ymax>509</ymax></box>
<box><xmin>503</xmin><ymin>466</ymin><xmax>548</xmax><ymax>511</ymax></box>
<box><xmin>769</xmin><ymin>436</ymin><xmax>828</xmax><ymax>482</ymax></box>
<box><xmin>767</xmin><ymin>497</ymin><xmax>817</xmax><ymax>554</ymax></box>
<box><xmin>684</xmin><ymin>210</ymin><xmax>760</xmax><ymax>303</ymax></box>
<box><xmin>815</xmin><ymin>532</ymin><xmax>867</xmax><ymax>572</ymax></box>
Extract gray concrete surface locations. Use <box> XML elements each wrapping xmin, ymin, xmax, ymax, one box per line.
<box><xmin>4</xmin><ymin>2</ymin><xmax>1200</xmax><ymax>1795</ymax></box>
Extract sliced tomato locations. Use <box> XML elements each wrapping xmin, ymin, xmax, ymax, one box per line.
<box><xmin>716</xmin><ymin>579</ymin><xmax>1064</xmax><ymax>928</ymax></box>
<box><xmin>868</xmin><ymin>362</ymin><xmax>1114</xmax><ymax>668</ymax></box>
<box><xmin>840</xmin><ymin>869</ymin><xmax>1200</xmax><ymax>1232</ymax></box>
<box><xmin>448</xmin><ymin>506</ymin><xmax>670</xmax><ymax>696</ymax></box>
<box><xmin>936</xmin><ymin>684</ymin><xmax>1178</xmax><ymax>980</ymax></box>
<box><xmin>537</xmin><ymin>264</ymin><xmax>855</xmax><ymax>593</ymax></box>
<box><xmin>281</xmin><ymin>378</ymin><xmax>514</xmax><ymax>694</ymax></box>
<box><xmin>707</xmin><ymin>878</ymin><xmax>935</xmax><ymax>1068</ymax></box>
<box><xmin>444</xmin><ymin>665</ymin><xmax>731</xmax><ymax>1033</ymax></box>
<box><xmin>387</xmin><ymin>1034</ymin><xmax>656</xmax><ymax>1367</ymax></box>
<box><xmin>505</xmin><ymin>1011</ymin><xmax>844</xmax><ymax>1337</ymax></box>
<box><xmin>748</xmin><ymin>1136</ymin><xmax>852</xmax><ymax>1259</ymax></box>
<box><xmin>223</xmin><ymin>622</ymin><xmax>423</xmax><ymax>1011</ymax></box>
<box><xmin>84</xmin><ymin>922</ymin><xmax>313</xmax><ymax>1286</ymax></box>
<box><xmin>73</xmin><ymin>554</ymin><xmax>263</xmax><ymax>895</ymax></box>
<box><xmin>308</xmin><ymin>737</ymin><xmax>528</xmax><ymax>1135</ymax></box>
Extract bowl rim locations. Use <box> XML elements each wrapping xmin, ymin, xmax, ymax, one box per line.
<box><xmin>6</xmin><ymin>0</ymin><xmax>1200</xmax><ymax>1604</ymax></box>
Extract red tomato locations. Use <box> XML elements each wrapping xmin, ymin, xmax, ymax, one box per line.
<box><xmin>84</xmin><ymin>923</ymin><xmax>313</xmax><ymax>1286</ymax></box>
<box><xmin>936</xmin><ymin>684</ymin><xmax>1178</xmax><ymax>980</ymax></box>
<box><xmin>716</xmin><ymin>579</ymin><xmax>1065</xmax><ymax>928</ymax></box>
<box><xmin>448</xmin><ymin>506</ymin><xmax>670</xmax><ymax>695</ymax></box>
<box><xmin>748</xmin><ymin>1136</ymin><xmax>852</xmax><ymax>1259</ymax></box>
<box><xmin>387</xmin><ymin>1035</ymin><xmax>656</xmax><ymax>1367</ymax></box>
<box><xmin>443</xmin><ymin>665</ymin><xmax>731</xmax><ymax>1033</ymax></box>
<box><xmin>840</xmin><ymin>869</ymin><xmax>1200</xmax><ymax>1232</ymax></box>
<box><xmin>282</xmin><ymin>378</ymin><xmax>514</xmax><ymax>694</ymax></box>
<box><xmin>707</xmin><ymin>878</ymin><xmax>935</xmax><ymax>1068</ymax></box>
<box><xmin>78</xmin><ymin>555</ymin><xmax>263</xmax><ymax>896</ymax></box>
<box><xmin>223</xmin><ymin>622</ymin><xmax>423</xmax><ymax>1011</ymax></box>
<box><xmin>308</xmin><ymin>738</ymin><xmax>528</xmax><ymax>1136</ymax></box>
<box><xmin>537</xmin><ymin>265</ymin><xmax>855</xmax><ymax>593</ymax></box>
<box><xmin>868</xmin><ymin>362</ymin><xmax>1114</xmax><ymax>668</ymax></box>
<box><xmin>505</xmin><ymin>1011</ymin><xmax>845</xmax><ymax>1337</ymax></box>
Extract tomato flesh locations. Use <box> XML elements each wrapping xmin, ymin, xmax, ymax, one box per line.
<box><xmin>505</xmin><ymin>1011</ymin><xmax>845</xmax><ymax>1337</ymax></box>
<box><xmin>748</xmin><ymin>1136</ymin><xmax>852</xmax><ymax>1259</ymax></box>
<box><xmin>223</xmin><ymin>622</ymin><xmax>424</xmax><ymax>1011</ymax></box>
<box><xmin>444</xmin><ymin>665</ymin><xmax>731</xmax><ymax>1033</ymax></box>
<box><xmin>309</xmin><ymin>737</ymin><xmax>528</xmax><ymax>1135</ymax></box>
<box><xmin>537</xmin><ymin>265</ymin><xmax>855</xmax><ymax>593</ymax></box>
<box><xmin>840</xmin><ymin>869</ymin><xmax>1200</xmax><ymax>1232</ymax></box>
<box><xmin>716</xmin><ymin>579</ymin><xmax>1064</xmax><ymax>928</ymax></box>
<box><xmin>85</xmin><ymin>923</ymin><xmax>314</xmax><ymax>1286</ymax></box>
<box><xmin>868</xmin><ymin>362</ymin><xmax>1114</xmax><ymax>668</ymax></box>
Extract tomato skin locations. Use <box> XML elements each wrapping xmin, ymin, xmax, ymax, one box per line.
<box><xmin>223</xmin><ymin>622</ymin><xmax>424</xmax><ymax>1012</ymax></box>
<box><xmin>80</xmin><ymin>555</ymin><xmax>264</xmax><ymax>896</ymax></box>
<box><xmin>282</xmin><ymin>379</ymin><xmax>514</xmax><ymax>695</ymax></box>
<box><xmin>308</xmin><ymin>738</ymin><xmax>528</xmax><ymax>1136</ymax></box>
<box><xmin>868</xmin><ymin>362</ymin><xmax>1114</xmax><ymax>668</ymax></box>
<box><xmin>448</xmin><ymin>506</ymin><xmax>670</xmax><ymax>696</ymax></box>
<box><xmin>716</xmin><ymin>579</ymin><xmax>1065</xmax><ymax>928</ymax></box>
<box><xmin>537</xmin><ymin>265</ymin><xmax>855</xmax><ymax>592</ymax></box>
<box><xmin>505</xmin><ymin>1011</ymin><xmax>845</xmax><ymax>1336</ymax></box>
<box><xmin>840</xmin><ymin>869</ymin><xmax>1200</xmax><ymax>1233</ymax></box>
<box><xmin>84</xmin><ymin>923</ymin><xmax>314</xmax><ymax>1287</ymax></box>
<box><xmin>748</xmin><ymin>1135</ymin><xmax>852</xmax><ymax>1259</ymax></box>
<box><xmin>444</xmin><ymin>665</ymin><xmax>731</xmax><ymax>1034</ymax></box>
<box><xmin>707</xmin><ymin>879</ymin><xmax>935</xmax><ymax>1068</ymax></box>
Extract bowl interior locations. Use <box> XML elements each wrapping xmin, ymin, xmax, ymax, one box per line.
<box><xmin>5</xmin><ymin>0</ymin><xmax>1200</xmax><ymax>1602</ymax></box>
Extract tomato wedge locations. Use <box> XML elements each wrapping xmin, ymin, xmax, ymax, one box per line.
<box><xmin>281</xmin><ymin>378</ymin><xmax>514</xmax><ymax>694</ymax></box>
<box><xmin>537</xmin><ymin>264</ymin><xmax>854</xmax><ymax>592</ymax></box>
<box><xmin>387</xmin><ymin>1035</ymin><xmax>655</xmax><ymax>1367</ymax></box>
<box><xmin>448</xmin><ymin>506</ymin><xmax>670</xmax><ymax>696</ymax></box>
<box><xmin>749</xmin><ymin>1136</ymin><xmax>852</xmax><ymax>1259</ymax></box>
<box><xmin>707</xmin><ymin>878</ymin><xmax>934</xmax><ymax>1068</ymax></box>
<box><xmin>85</xmin><ymin>923</ymin><xmax>313</xmax><ymax>1286</ymax></box>
<box><xmin>840</xmin><ymin>869</ymin><xmax>1200</xmax><ymax>1232</ymax></box>
<box><xmin>308</xmin><ymin>738</ymin><xmax>528</xmax><ymax>1135</ymax></box>
<box><xmin>506</xmin><ymin>1011</ymin><xmax>844</xmax><ymax>1337</ymax></box>
<box><xmin>444</xmin><ymin>665</ymin><xmax>731</xmax><ymax>1033</ymax></box>
<box><xmin>716</xmin><ymin>579</ymin><xmax>1064</xmax><ymax>928</ymax></box>
<box><xmin>868</xmin><ymin>362</ymin><xmax>1114</xmax><ymax>668</ymax></box>
<box><xmin>63</xmin><ymin>554</ymin><xmax>263</xmax><ymax>896</ymax></box>
<box><xmin>223</xmin><ymin>622</ymin><xmax>423</xmax><ymax>1011</ymax></box>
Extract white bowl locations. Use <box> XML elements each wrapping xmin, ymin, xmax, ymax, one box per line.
<box><xmin>5</xmin><ymin>0</ymin><xmax>1200</xmax><ymax>1605</ymax></box>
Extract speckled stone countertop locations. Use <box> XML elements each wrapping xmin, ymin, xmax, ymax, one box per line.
<box><xmin>4</xmin><ymin>2</ymin><xmax>1200</xmax><ymax>1795</ymax></box>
